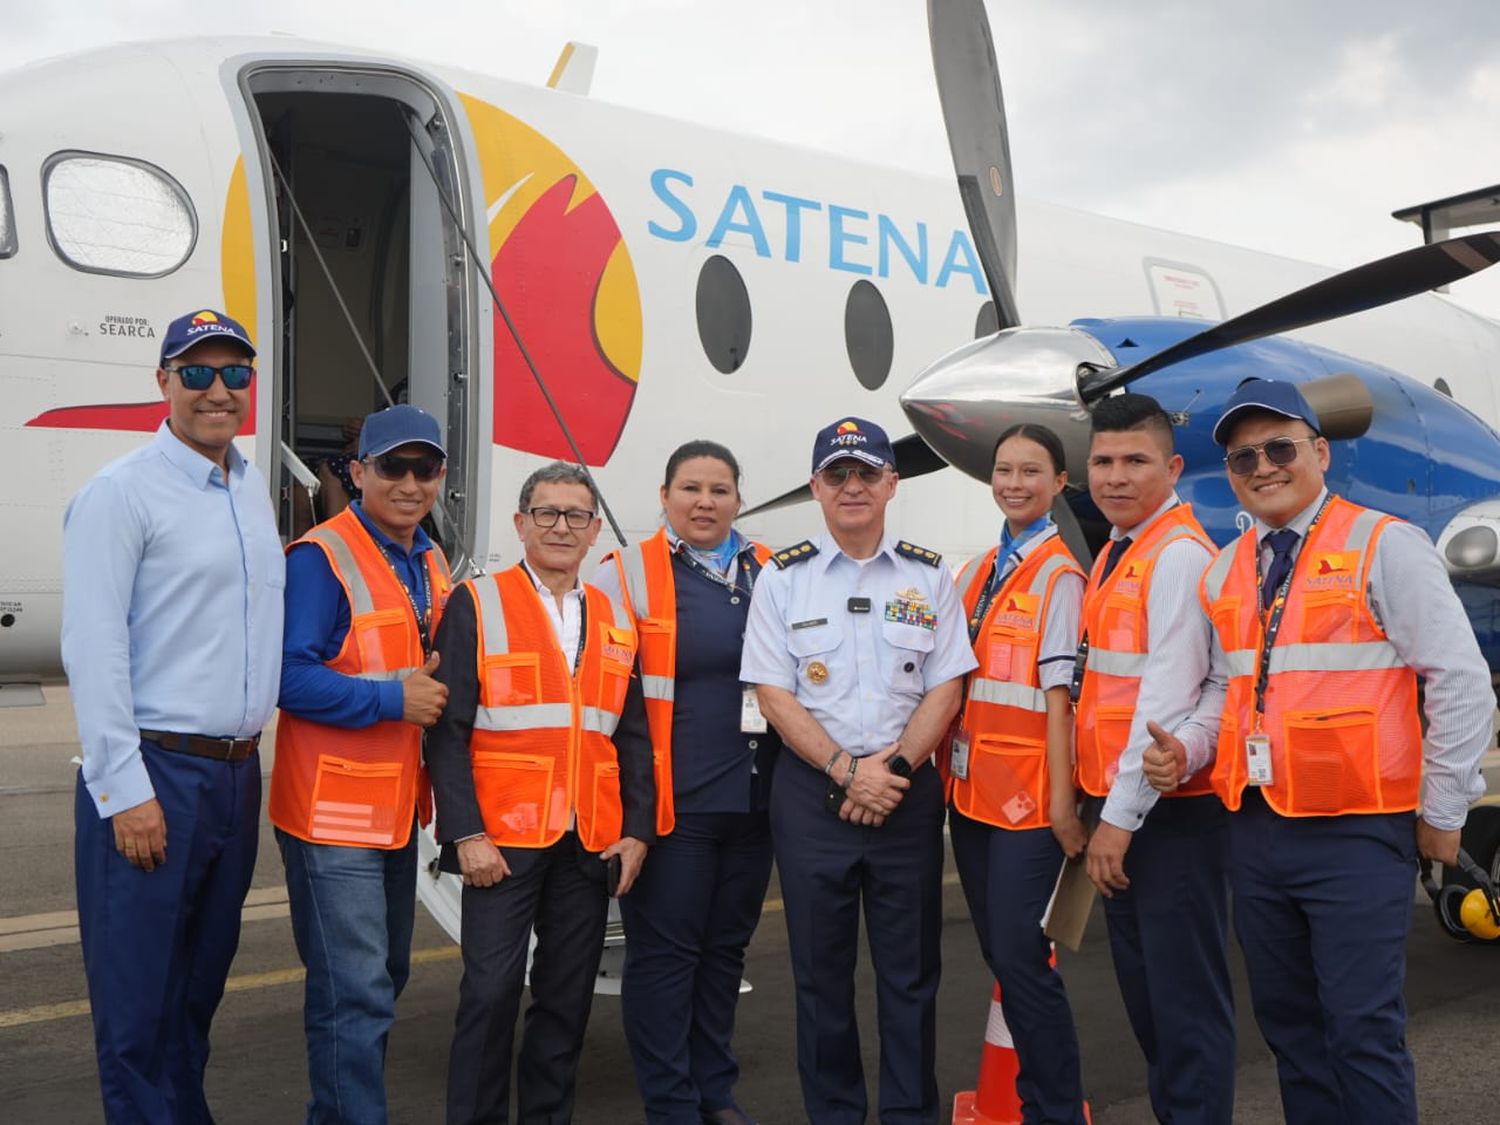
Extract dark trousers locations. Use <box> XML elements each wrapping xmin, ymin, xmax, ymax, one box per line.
<box><xmin>771</xmin><ymin>750</ymin><xmax>944</xmax><ymax>1125</ymax></box>
<box><xmin>446</xmin><ymin>832</ymin><xmax>610</xmax><ymax>1125</ymax></box>
<box><xmin>74</xmin><ymin>742</ymin><xmax>261</xmax><ymax>1125</ymax></box>
<box><xmin>949</xmin><ymin>812</ymin><xmax>1087</xmax><ymax>1125</ymax></box>
<box><xmin>1101</xmin><ymin>794</ymin><xmax>1234</xmax><ymax>1125</ymax></box>
<box><xmin>1230</xmin><ymin>791</ymin><xmax>1418</xmax><ymax>1125</ymax></box>
<box><xmin>620</xmin><ymin>811</ymin><xmax>774</xmax><ymax>1124</ymax></box>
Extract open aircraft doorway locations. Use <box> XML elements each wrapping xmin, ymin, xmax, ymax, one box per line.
<box><xmin>241</xmin><ymin>64</ymin><xmax>482</xmax><ymax>572</ymax></box>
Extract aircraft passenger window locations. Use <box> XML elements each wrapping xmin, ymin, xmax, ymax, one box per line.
<box><xmin>975</xmin><ymin>300</ymin><xmax>999</xmax><ymax>338</ymax></box>
<box><xmin>696</xmin><ymin>254</ymin><xmax>752</xmax><ymax>374</ymax></box>
<box><xmin>1435</xmin><ymin>377</ymin><xmax>1453</xmax><ymax>398</ymax></box>
<box><xmin>0</xmin><ymin>166</ymin><xmax>15</xmax><ymax>258</ymax></box>
<box><xmin>844</xmin><ymin>280</ymin><xmax>893</xmax><ymax>391</ymax></box>
<box><xmin>43</xmin><ymin>152</ymin><xmax>196</xmax><ymax>277</ymax></box>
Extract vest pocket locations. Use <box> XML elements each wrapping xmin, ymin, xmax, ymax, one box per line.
<box><xmin>353</xmin><ymin>609</ymin><xmax>413</xmax><ymax>676</ymax></box>
<box><xmin>308</xmin><ymin>756</ymin><xmax>405</xmax><ymax>847</ymax></box>
<box><xmin>583</xmin><ymin>760</ymin><xmax>623</xmax><ymax>849</ymax></box>
<box><xmin>1281</xmin><ymin>708</ymin><xmax>1379</xmax><ymax>813</ymax></box>
<box><xmin>636</xmin><ymin>618</ymin><xmax>675</xmax><ymax>676</ymax></box>
<box><xmin>482</xmin><ymin>653</ymin><xmax>542</xmax><ymax>706</ymax></box>
<box><xmin>1299</xmin><ymin>588</ymin><xmax>1361</xmax><ymax>644</ymax></box>
<box><xmin>961</xmin><ymin>734</ymin><xmax>1047</xmax><ymax>828</ymax></box>
<box><xmin>1091</xmin><ymin>705</ymin><xmax>1135</xmax><ymax>786</ymax></box>
<box><xmin>983</xmin><ymin>627</ymin><xmax>1037</xmax><ymax>683</ymax></box>
<box><xmin>472</xmin><ymin>751</ymin><xmax>556</xmax><ymax>845</ymax></box>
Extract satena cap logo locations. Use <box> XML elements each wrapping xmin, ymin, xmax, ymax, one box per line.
<box><xmin>191</xmin><ymin>311</ymin><xmax>219</xmax><ymax>325</ymax></box>
<box><xmin>462</xmin><ymin>95</ymin><xmax>643</xmax><ymax>465</ymax></box>
<box><xmin>837</xmin><ymin>420</ymin><xmax>860</xmax><ymax>434</ymax></box>
<box><xmin>812</xmin><ymin>415</ymin><xmax>895</xmax><ymax>473</ymax></box>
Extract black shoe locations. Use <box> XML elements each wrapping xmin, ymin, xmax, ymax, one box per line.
<box><xmin>701</xmin><ymin>1108</ymin><xmax>756</xmax><ymax>1125</ymax></box>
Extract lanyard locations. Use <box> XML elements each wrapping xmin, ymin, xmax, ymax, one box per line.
<box><xmin>1250</xmin><ymin>493</ymin><xmax>1333</xmax><ymax>719</ymax></box>
<box><xmin>677</xmin><ymin>541</ymin><xmax>757</xmax><ymax>598</ymax></box>
<box><xmin>378</xmin><ymin>544</ymin><xmax>431</xmax><ymax>656</ymax></box>
<box><xmin>969</xmin><ymin>522</ymin><xmax>1050</xmax><ymax>644</ymax></box>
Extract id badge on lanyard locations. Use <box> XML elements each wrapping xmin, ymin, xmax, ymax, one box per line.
<box><xmin>1245</xmin><ymin>730</ymin><xmax>1273</xmax><ymax>785</ymax></box>
<box><xmin>949</xmin><ymin>731</ymin><xmax>971</xmax><ymax>781</ymax></box>
<box><xmin>741</xmin><ymin>685</ymin><xmax>768</xmax><ymax>733</ymax></box>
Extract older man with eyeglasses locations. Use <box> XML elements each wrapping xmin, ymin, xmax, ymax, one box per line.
<box><xmin>63</xmin><ymin>309</ymin><xmax>282</xmax><ymax>1122</ymax></box>
<box><xmin>426</xmin><ymin>461</ymin><xmax>656</xmax><ymax>1125</ymax></box>
<box><xmin>740</xmin><ymin>418</ymin><xmax>977</xmax><ymax>1125</ymax></box>
<box><xmin>1145</xmin><ymin>378</ymin><xmax>1493</xmax><ymax>1125</ymax></box>
<box><xmin>271</xmin><ymin>403</ymin><xmax>454</xmax><ymax>1124</ymax></box>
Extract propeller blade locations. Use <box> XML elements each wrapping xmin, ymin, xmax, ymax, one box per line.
<box><xmin>738</xmin><ymin>435</ymin><xmax>950</xmax><ymax>519</ymax></box>
<box><xmin>928</xmin><ymin>0</ymin><xmax>1020</xmax><ymax>328</ymax></box>
<box><xmin>1078</xmin><ymin>231</ymin><xmax>1500</xmax><ymax>403</ymax></box>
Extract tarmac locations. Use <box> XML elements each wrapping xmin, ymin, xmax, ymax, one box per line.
<box><xmin>2</xmin><ymin>689</ymin><xmax>1498</xmax><ymax>1123</ymax></box>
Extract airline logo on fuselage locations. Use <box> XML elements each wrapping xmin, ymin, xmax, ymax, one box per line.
<box><xmin>647</xmin><ymin>169</ymin><xmax>989</xmax><ymax>295</ymax></box>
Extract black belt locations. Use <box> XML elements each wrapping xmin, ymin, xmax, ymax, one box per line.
<box><xmin>141</xmin><ymin>729</ymin><xmax>261</xmax><ymax>762</ymax></box>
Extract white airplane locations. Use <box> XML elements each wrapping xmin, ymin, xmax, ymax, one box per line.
<box><xmin>3</xmin><ymin>28</ymin><xmax>1498</xmax><ymax>945</ymax></box>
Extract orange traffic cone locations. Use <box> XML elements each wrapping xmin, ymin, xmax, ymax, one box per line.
<box><xmin>951</xmin><ymin>974</ymin><xmax>1091</xmax><ymax>1125</ymax></box>
<box><xmin>952</xmin><ymin>982</ymin><xmax>1022</xmax><ymax>1125</ymax></box>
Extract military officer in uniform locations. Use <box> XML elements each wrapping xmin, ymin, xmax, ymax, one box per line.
<box><xmin>741</xmin><ymin>417</ymin><xmax>977</xmax><ymax>1125</ymax></box>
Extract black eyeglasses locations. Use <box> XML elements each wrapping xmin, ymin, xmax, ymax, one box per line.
<box><xmin>1224</xmin><ymin>436</ymin><xmax>1316</xmax><ymax>477</ymax></box>
<box><xmin>819</xmin><ymin>464</ymin><xmax>887</xmax><ymax>487</ymax></box>
<box><xmin>366</xmin><ymin>451</ymin><xmax>445</xmax><ymax>482</ymax></box>
<box><xmin>527</xmin><ymin>506</ymin><xmax>596</xmax><ymax>529</ymax></box>
<box><xmin>165</xmin><ymin>363</ymin><xmax>255</xmax><ymax>391</ymax></box>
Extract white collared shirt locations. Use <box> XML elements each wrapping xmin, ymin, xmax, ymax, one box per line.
<box><xmin>520</xmin><ymin>561</ymin><xmax>586</xmax><ymax>671</ymax></box>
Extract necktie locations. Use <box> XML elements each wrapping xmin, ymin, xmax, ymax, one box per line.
<box><xmin>1099</xmin><ymin>536</ymin><xmax>1133</xmax><ymax>583</ymax></box>
<box><xmin>1261</xmin><ymin>528</ymin><xmax>1299</xmax><ymax>610</ymax></box>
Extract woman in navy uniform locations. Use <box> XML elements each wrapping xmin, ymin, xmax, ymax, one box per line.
<box><xmin>948</xmin><ymin>423</ymin><xmax>1090</xmax><ymax>1124</ymax></box>
<box><xmin>593</xmin><ymin>440</ymin><xmax>776</xmax><ymax>1125</ymax></box>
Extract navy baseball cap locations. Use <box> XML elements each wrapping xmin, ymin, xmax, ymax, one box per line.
<box><xmin>160</xmin><ymin>309</ymin><xmax>256</xmax><ymax>364</ymax></box>
<box><xmin>811</xmin><ymin>417</ymin><xmax>896</xmax><ymax>473</ymax></box>
<box><xmin>358</xmin><ymin>404</ymin><xmax>446</xmax><ymax>459</ymax></box>
<box><xmin>1212</xmin><ymin>379</ymin><xmax>1321</xmax><ymax>446</ymax></box>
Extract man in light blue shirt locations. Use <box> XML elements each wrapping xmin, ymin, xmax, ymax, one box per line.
<box><xmin>63</xmin><ymin>308</ymin><xmax>284</xmax><ymax>1124</ymax></box>
<box><xmin>741</xmin><ymin>417</ymin><xmax>976</xmax><ymax>1125</ymax></box>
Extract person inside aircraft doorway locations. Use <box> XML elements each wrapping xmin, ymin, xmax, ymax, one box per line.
<box><xmin>426</xmin><ymin>461</ymin><xmax>656</xmax><ymax>1125</ymax></box>
<box><xmin>947</xmin><ymin>423</ymin><xmax>1090</xmax><ymax>1124</ymax></box>
<box><xmin>272</xmin><ymin>403</ymin><xmax>453</xmax><ymax>1124</ymax></box>
<box><xmin>592</xmin><ymin>440</ymin><xmax>779</xmax><ymax>1125</ymax></box>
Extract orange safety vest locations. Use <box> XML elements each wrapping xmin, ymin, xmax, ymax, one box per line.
<box><xmin>606</xmin><ymin>528</ymin><xmax>773</xmax><ymax>837</ymax></box>
<box><xmin>467</xmin><ymin>565</ymin><xmax>640</xmax><ymax>852</ymax></box>
<box><xmin>1075</xmin><ymin>504</ymin><xmax>1216</xmax><ymax>799</ymax></box>
<box><xmin>1200</xmin><ymin>496</ymin><xmax>1422</xmax><ymax>816</ymax></box>
<box><xmin>949</xmin><ymin>532</ymin><xmax>1084</xmax><ymax>829</ymax></box>
<box><xmin>271</xmin><ymin>507</ymin><xmax>453</xmax><ymax>849</ymax></box>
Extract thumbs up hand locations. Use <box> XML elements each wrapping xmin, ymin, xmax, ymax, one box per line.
<box><xmin>403</xmin><ymin>651</ymin><xmax>448</xmax><ymax>727</ymax></box>
<box><xmin>1142</xmin><ymin>720</ymin><xmax>1187</xmax><ymax>793</ymax></box>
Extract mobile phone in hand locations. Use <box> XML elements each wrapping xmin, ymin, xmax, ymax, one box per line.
<box><xmin>605</xmin><ymin>852</ymin><xmax>623</xmax><ymax>897</ymax></box>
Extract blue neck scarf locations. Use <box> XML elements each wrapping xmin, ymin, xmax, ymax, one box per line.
<box><xmin>671</xmin><ymin>523</ymin><xmax>742</xmax><ymax>578</ymax></box>
<box><xmin>997</xmin><ymin>515</ymin><xmax>1051</xmax><ymax>576</ymax></box>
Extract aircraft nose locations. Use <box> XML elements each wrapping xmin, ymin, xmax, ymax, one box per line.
<box><xmin>899</xmin><ymin>325</ymin><xmax>1114</xmax><ymax>483</ymax></box>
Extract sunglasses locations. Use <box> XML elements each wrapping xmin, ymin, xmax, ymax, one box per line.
<box><xmin>166</xmin><ymin>363</ymin><xmax>254</xmax><ymax>391</ymax></box>
<box><xmin>1224</xmin><ymin>436</ymin><xmax>1316</xmax><ymax>477</ymax></box>
<box><xmin>366</xmin><ymin>451</ymin><xmax>445</xmax><ymax>482</ymax></box>
<box><xmin>526</xmin><ymin>506</ymin><xmax>597</xmax><ymax>529</ymax></box>
<box><xmin>819</xmin><ymin>463</ymin><xmax>887</xmax><ymax>487</ymax></box>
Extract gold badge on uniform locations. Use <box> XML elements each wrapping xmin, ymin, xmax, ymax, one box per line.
<box><xmin>806</xmin><ymin>660</ymin><xmax>829</xmax><ymax>685</ymax></box>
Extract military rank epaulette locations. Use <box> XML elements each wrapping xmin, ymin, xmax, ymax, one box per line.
<box><xmin>771</xmin><ymin>540</ymin><xmax>819</xmax><ymax>569</ymax></box>
<box><xmin>896</xmin><ymin>540</ymin><xmax>943</xmax><ymax>567</ymax></box>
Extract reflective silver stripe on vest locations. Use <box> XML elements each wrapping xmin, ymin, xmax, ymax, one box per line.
<box><xmin>473</xmin><ymin>575</ymin><xmax>509</xmax><ymax>656</ymax></box>
<box><xmin>1267</xmin><ymin>641</ymin><xmax>1405</xmax><ymax>674</ymax></box>
<box><xmin>1344</xmin><ymin>507</ymin><xmax>1385</xmax><ymax>555</ymax></box>
<box><xmin>956</xmin><ymin>553</ymin><xmax>987</xmax><ymax>596</ymax></box>
<box><xmin>353</xmin><ymin>669</ymin><xmax>415</xmax><ymax>682</ymax></box>
<box><xmin>1086</xmin><ymin>648</ymin><xmax>1150</xmax><ymax>676</ymax></box>
<box><xmin>1029</xmin><ymin>550</ymin><xmax>1075</xmax><ymax>594</ymax></box>
<box><xmin>641</xmin><ymin>674</ymin><xmax>675</xmax><ymax>702</ymax></box>
<box><xmin>305</xmin><ymin>525</ymin><xmax>375</xmax><ymax>616</ymax></box>
<box><xmin>1201</xmin><ymin>538</ymin><xmax>1242</xmax><ymax>604</ymax></box>
<box><xmin>582</xmin><ymin>706</ymin><xmax>622</xmax><ymax>736</ymax></box>
<box><xmin>1223</xmin><ymin>649</ymin><xmax>1257</xmax><ymax>678</ymax></box>
<box><xmin>619</xmin><ymin>544</ymin><xmax>652</xmax><ymax>619</ymax></box>
<box><xmin>473</xmin><ymin>702</ymin><xmax>574</xmax><ymax>731</ymax></box>
<box><xmin>968</xmin><ymin>676</ymin><xmax>1047</xmax><ymax>712</ymax></box>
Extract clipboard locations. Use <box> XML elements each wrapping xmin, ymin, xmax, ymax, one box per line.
<box><xmin>1042</xmin><ymin>797</ymin><xmax>1102</xmax><ymax>953</ymax></box>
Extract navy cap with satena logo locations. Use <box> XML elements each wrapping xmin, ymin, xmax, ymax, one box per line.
<box><xmin>358</xmin><ymin>403</ymin><xmax>446</xmax><ymax>459</ymax></box>
<box><xmin>811</xmin><ymin>417</ymin><xmax>896</xmax><ymax>473</ymax></box>
<box><xmin>1211</xmin><ymin>378</ymin><xmax>1322</xmax><ymax>446</ymax></box>
<box><xmin>159</xmin><ymin>309</ymin><xmax>256</xmax><ymax>365</ymax></box>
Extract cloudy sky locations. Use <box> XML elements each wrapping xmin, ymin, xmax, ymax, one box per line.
<box><xmin>4</xmin><ymin>0</ymin><xmax>1498</xmax><ymax>317</ymax></box>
